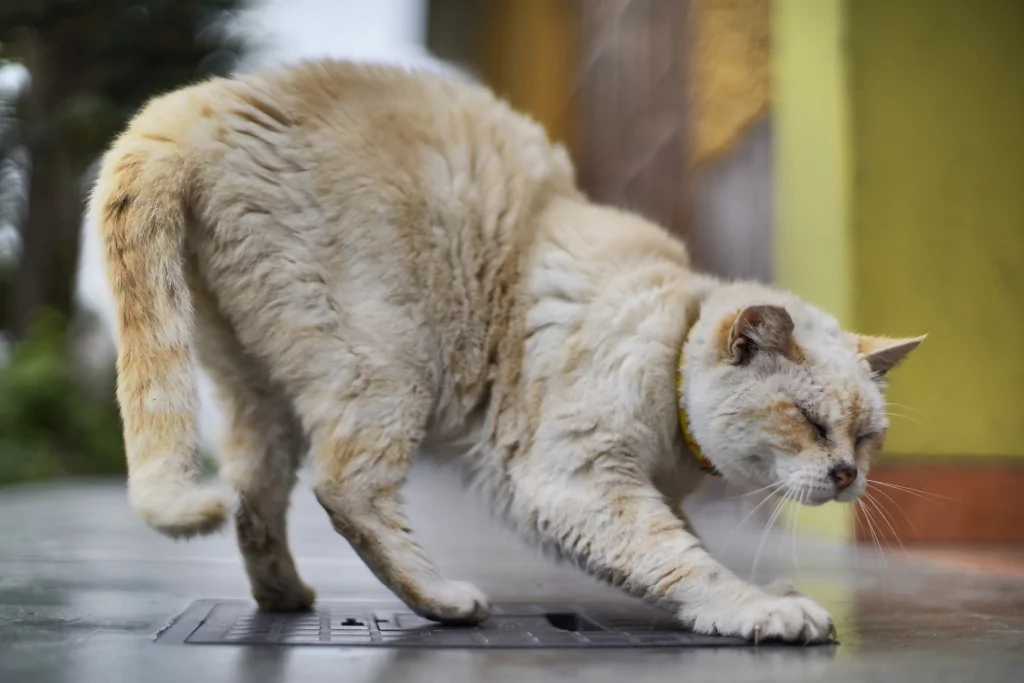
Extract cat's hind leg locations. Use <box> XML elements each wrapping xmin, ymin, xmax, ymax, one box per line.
<box><xmin>195</xmin><ymin>306</ymin><xmax>314</xmax><ymax>612</ymax></box>
<box><xmin>256</xmin><ymin>321</ymin><xmax>490</xmax><ymax>624</ymax></box>
<box><xmin>196</xmin><ymin>212</ymin><xmax>489</xmax><ymax>623</ymax></box>
<box><xmin>308</xmin><ymin>380</ymin><xmax>491</xmax><ymax>624</ymax></box>
<box><xmin>219</xmin><ymin>386</ymin><xmax>314</xmax><ymax>612</ymax></box>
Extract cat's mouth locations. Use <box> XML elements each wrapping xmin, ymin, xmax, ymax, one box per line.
<box><xmin>833</xmin><ymin>486</ymin><xmax>863</xmax><ymax>504</ymax></box>
<box><xmin>785</xmin><ymin>482</ymin><xmax>861</xmax><ymax>506</ymax></box>
<box><xmin>774</xmin><ymin>469</ymin><xmax>862</xmax><ymax>506</ymax></box>
<box><xmin>800</xmin><ymin>492</ymin><xmax>835</xmax><ymax>506</ymax></box>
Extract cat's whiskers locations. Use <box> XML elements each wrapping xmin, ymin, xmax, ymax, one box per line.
<box><xmin>750</xmin><ymin>484</ymin><xmax>791</xmax><ymax>582</ymax></box>
<box><xmin>863</xmin><ymin>491</ymin><xmax>905</xmax><ymax>557</ymax></box>
<box><xmin>884</xmin><ymin>401</ymin><xmax>928</xmax><ymax>420</ymax></box>
<box><xmin>868</xmin><ymin>484</ymin><xmax>922</xmax><ymax>539</ymax></box>
<box><xmin>884</xmin><ymin>411</ymin><xmax>926</xmax><ymax>427</ymax></box>
<box><xmin>856</xmin><ymin>498</ymin><xmax>887</xmax><ymax>574</ymax></box>
<box><xmin>853</xmin><ymin>500</ymin><xmax>872</xmax><ymax>563</ymax></box>
<box><xmin>790</xmin><ymin>483</ymin><xmax>806</xmax><ymax>584</ymax></box>
<box><xmin>720</xmin><ymin>481</ymin><xmax>786</xmax><ymax>554</ymax></box>
<box><xmin>868</xmin><ymin>480</ymin><xmax>959</xmax><ymax>505</ymax></box>
<box><xmin>730</xmin><ymin>478</ymin><xmax>788</xmax><ymax>500</ymax></box>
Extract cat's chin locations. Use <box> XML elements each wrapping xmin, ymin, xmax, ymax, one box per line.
<box><xmin>791</xmin><ymin>487</ymin><xmax>853</xmax><ymax>506</ymax></box>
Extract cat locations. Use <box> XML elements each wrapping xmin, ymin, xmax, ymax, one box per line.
<box><xmin>90</xmin><ymin>60</ymin><xmax>923</xmax><ymax>644</ymax></box>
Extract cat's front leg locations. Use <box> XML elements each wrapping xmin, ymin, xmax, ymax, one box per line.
<box><xmin>516</xmin><ymin>472</ymin><xmax>834</xmax><ymax>643</ymax></box>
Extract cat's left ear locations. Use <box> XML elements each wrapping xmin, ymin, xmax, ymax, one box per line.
<box><xmin>856</xmin><ymin>334</ymin><xmax>926</xmax><ymax>377</ymax></box>
<box><xmin>727</xmin><ymin>305</ymin><xmax>795</xmax><ymax>364</ymax></box>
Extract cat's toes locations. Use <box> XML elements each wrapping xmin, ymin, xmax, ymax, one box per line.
<box><xmin>681</xmin><ymin>592</ymin><xmax>834</xmax><ymax>644</ymax></box>
<box><xmin>416</xmin><ymin>580</ymin><xmax>491</xmax><ymax>625</ymax></box>
<box><xmin>253</xmin><ymin>581</ymin><xmax>317</xmax><ymax>612</ymax></box>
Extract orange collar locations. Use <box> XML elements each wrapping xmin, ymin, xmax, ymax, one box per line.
<box><xmin>677</xmin><ymin>327</ymin><xmax>720</xmax><ymax>476</ymax></box>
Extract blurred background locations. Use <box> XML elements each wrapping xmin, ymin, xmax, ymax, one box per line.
<box><xmin>1</xmin><ymin>0</ymin><xmax>1022</xmax><ymax>553</ymax></box>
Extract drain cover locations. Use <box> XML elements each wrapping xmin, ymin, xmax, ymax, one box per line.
<box><xmin>158</xmin><ymin>600</ymin><xmax>770</xmax><ymax>648</ymax></box>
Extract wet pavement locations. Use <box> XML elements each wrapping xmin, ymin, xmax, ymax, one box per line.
<box><xmin>1</xmin><ymin>466</ymin><xmax>1022</xmax><ymax>682</ymax></box>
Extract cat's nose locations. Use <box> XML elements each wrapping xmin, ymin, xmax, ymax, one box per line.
<box><xmin>828</xmin><ymin>463</ymin><xmax>858</xmax><ymax>491</ymax></box>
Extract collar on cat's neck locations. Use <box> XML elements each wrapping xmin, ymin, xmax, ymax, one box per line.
<box><xmin>677</xmin><ymin>322</ymin><xmax>721</xmax><ymax>476</ymax></box>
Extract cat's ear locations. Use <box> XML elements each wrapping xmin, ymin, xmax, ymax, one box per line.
<box><xmin>726</xmin><ymin>305</ymin><xmax>795</xmax><ymax>364</ymax></box>
<box><xmin>856</xmin><ymin>334</ymin><xmax>926</xmax><ymax>377</ymax></box>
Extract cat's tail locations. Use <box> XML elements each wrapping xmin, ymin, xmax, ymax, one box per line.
<box><xmin>90</xmin><ymin>130</ymin><xmax>228</xmax><ymax>539</ymax></box>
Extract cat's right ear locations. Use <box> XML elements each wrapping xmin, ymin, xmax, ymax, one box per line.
<box><xmin>726</xmin><ymin>305</ymin><xmax>795</xmax><ymax>365</ymax></box>
<box><xmin>856</xmin><ymin>334</ymin><xmax>926</xmax><ymax>377</ymax></box>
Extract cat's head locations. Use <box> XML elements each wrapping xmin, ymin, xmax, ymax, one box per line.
<box><xmin>680</xmin><ymin>284</ymin><xmax>924</xmax><ymax>505</ymax></box>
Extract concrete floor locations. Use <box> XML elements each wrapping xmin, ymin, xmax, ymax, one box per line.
<box><xmin>1</xmin><ymin>466</ymin><xmax>1022</xmax><ymax>682</ymax></box>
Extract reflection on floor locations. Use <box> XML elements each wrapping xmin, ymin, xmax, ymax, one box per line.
<box><xmin>1</xmin><ymin>465</ymin><xmax>1022</xmax><ymax>682</ymax></box>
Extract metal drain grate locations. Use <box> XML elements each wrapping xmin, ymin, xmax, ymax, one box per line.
<box><xmin>156</xmin><ymin>600</ymin><xmax>790</xmax><ymax>649</ymax></box>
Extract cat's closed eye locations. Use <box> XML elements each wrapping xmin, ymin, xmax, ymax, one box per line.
<box><xmin>855</xmin><ymin>432</ymin><xmax>880</xmax><ymax>448</ymax></box>
<box><xmin>798</xmin><ymin>405</ymin><xmax>829</xmax><ymax>441</ymax></box>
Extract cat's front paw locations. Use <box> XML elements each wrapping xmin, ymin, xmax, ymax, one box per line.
<box><xmin>680</xmin><ymin>589</ymin><xmax>835</xmax><ymax>644</ymax></box>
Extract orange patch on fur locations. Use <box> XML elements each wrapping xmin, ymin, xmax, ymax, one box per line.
<box><xmin>104</xmin><ymin>194</ymin><xmax>135</xmax><ymax>222</ymax></box>
<box><xmin>648</xmin><ymin>564</ymin><xmax>700</xmax><ymax>598</ymax></box>
<box><xmin>315</xmin><ymin>432</ymin><xmax>414</xmax><ymax>488</ymax></box>
<box><xmin>745</xmin><ymin>399</ymin><xmax>814</xmax><ymax>453</ymax></box>
<box><xmin>563</xmin><ymin>331</ymin><xmax>588</xmax><ymax>374</ymax></box>
<box><xmin>237</xmin><ymin>93</ymin><xmax>294</xmax><ymax>128</ymax></box>
<box><xmin>111</xmin><ymin>151</ymin><xmax>145</xmax><ymax>177</ymax></box>
<box><xmin>142</xmin><ymin>133</ymin><xmax>175</xmax><ymax>144</ymax></box>
<box><xmin>743</xmin><ymin>398</ymin><xmax>795</xmax><ymax>421</ymax></box>
<box><xmin>846</xmin><ymin>393</ymin><xmax>865</xmax><ymax>440</ymax></box>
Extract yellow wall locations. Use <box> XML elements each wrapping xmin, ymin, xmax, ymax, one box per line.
<box><xmin>774</xmin><ymin>0</ymin><xmax>1024</xmax><ymax>537</ymax></box>
<box><xmin>772</xmin><ymin>0</ymin><xmax>852</xmax><ymax>326</ymax></box>
<box><xmin>772</xmin><ymin>0</ymin><xmax>853</xmax><ymax>538</ymax></box>
<box><xmin>848</xmin><ymin>0</ymin><xmax>1024</xmax><ymax>457</ymax></box>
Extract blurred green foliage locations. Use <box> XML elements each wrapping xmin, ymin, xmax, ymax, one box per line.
<box><xmin>1</xmin><ymin>0</ymin><xmax>249</xmax><ymax>337</ymax></box>
<box><xmin>0</xmin><ymin>0</ymin><xmax>248</xmax><ymax>484</ymax></box>
<box><xmin>0</xmin><ymin>311</ymin><xmax>124</xmax><ymax>485</ymax></box>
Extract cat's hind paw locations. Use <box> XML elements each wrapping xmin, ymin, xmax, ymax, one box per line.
<box><xmin>415</xmin><ymin>580</ymin><xmax>492</xmax><ymax>625</ymax></box>
<box><xmin>253</xmin><ymin>581</ymin><xmax>317</xmax><ymax>612</ymax></box>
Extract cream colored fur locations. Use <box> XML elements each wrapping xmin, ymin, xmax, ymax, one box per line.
<box><xmin>90</xmin><ymin>60</ymin><xmax>923</xmax><ymax>642</ymax></box>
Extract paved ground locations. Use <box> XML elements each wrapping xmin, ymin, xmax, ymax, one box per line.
<box><xmin>1</xmin><ymin>465</ymin><xmax>1022</xmax><ymax>682</ymax></box>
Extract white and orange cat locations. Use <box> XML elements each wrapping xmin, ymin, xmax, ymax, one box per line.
<box><xmin>90</xmin><ymin>60</ymin><xmax>923</xmax><ymax>643</ymax></box>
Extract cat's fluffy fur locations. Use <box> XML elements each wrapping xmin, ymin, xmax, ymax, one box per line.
<box><xmin>90</xmin><ymin>60</ymin><xmax>922</xmax><ymax>643</ymax></box>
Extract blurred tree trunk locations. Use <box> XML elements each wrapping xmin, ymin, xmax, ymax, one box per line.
<box><xmin>8</xmin><ymin>32</ymin><xmax>81</xmax><ymax>339</ymax></box>
<box><xmin>1</xmin><ymin>1</ymin><xmax>248</xmax><ymax>340</ymax></box>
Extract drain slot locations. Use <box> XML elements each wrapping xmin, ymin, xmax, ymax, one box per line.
<box><xmin>544</xmin><ymin>612</ymin><xmax>603</xmax><ymax>632</ymax></box>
